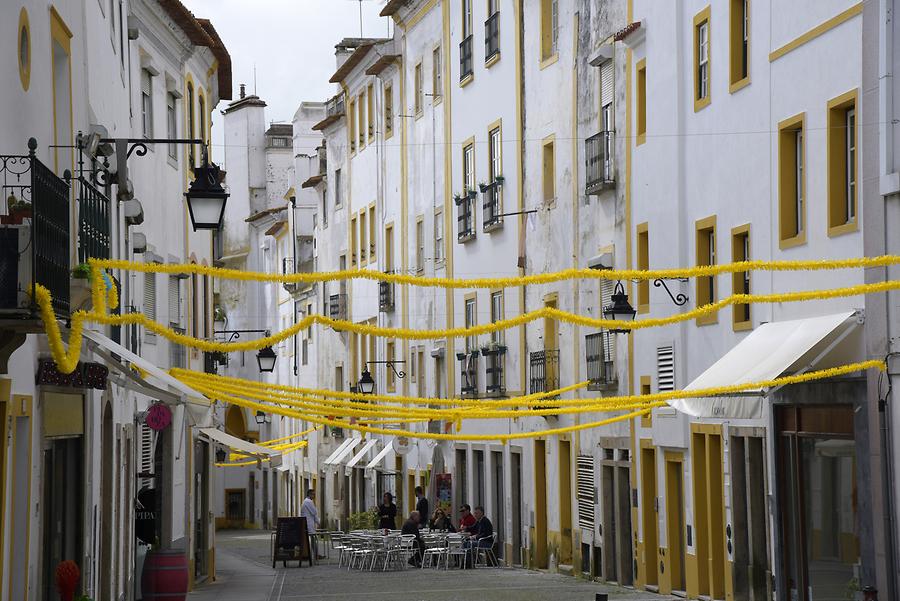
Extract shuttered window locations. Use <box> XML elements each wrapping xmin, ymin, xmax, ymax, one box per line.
<box><xmin>576</xmin><ymin>454</ymin><xmax>596</xmax><ymax>530</ymax></box>
<box><xmin>657</xmin><ymin>344</ymin><xmax>675</xmax><ymax>391</ymax></box>
<box><xmin>168</xmin><ymin>275</ymin><xmax>181</xmax><ymax>326</ymax></box>
<box><xmin>600</xmin><ymin>280</ymin><xmax>617</xmax><ymax>362</ymax></box>
<box><xmin>600</xmin><ymin>59</ymin><xmax>614</xmax><ymax>112</ymax></box>
<box><xmin>139</xmin><ymin>423</ymin><xmax>155</xmax><ymax>491</ymax></box>
<box><xmin>144</xmin><ymin>272</ymin><xmax>156</xmax><ymax>341</ymax></box>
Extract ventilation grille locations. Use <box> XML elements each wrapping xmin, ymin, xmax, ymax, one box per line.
<box><xmin>576</xmin><ymin>454</ymin><xmax>596</xmax><ymax>530</ymax></box>
<box><xmin>139</xmin><ymin>423</ymin><xmax>155</xmax><ymax>491</ymax></box>
<box><xmin>657</xmin><ymin>344</ymin><xmax>675</xmax><ymax>392</ymax></box>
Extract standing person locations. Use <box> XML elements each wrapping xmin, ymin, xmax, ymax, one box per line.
<box><xmin>377</xmin><ymin>492</ymin><xmax>398</xmax><ymax>530</ymax></box>
<box><xmin>401</xmin><ymin>511</ymin><xmax>425</xmax><ymax>566</ymax></box>
<box><xmin>301</xmin><ymin>489</ymin><xmax>324</xmax><ymax>560</ymax></box>
<box><xmin>415</xmin><ymin>486</ymin><xmax>429</xmax><ymax>528</ymax></box>
<box><xmin>458</xmin><ymin>504</ymin><xmax>476</xmax><ymax>532</ymax></box>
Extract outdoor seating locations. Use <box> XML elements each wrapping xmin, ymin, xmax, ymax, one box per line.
<box><xmin>474</xmin><ymin>533</ymin><xmax>499</xmax><ymax>568</ymax></box>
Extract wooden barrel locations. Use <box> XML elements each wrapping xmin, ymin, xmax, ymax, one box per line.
<box><xmin>141</xmin><ymin>549</ymin><xmax>189</xmax><ymax>601</ymax></box>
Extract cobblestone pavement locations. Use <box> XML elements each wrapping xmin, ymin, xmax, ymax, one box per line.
<box><xmin>188</xmin><ymin>530</ymin><xmax>677</xmax><ymax>601</ymax></box>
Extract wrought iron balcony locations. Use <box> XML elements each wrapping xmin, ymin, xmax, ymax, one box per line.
<box><xmin>585</xmin><ymin>131</ymin><xmax>615</xmax><ymax>195</ymax></box>
<box><xmin>282</xmin><ymin>256</ymin><xmax>298</xmax><ymax>294</ymax></box>
<box><xmin>327</xmin><ymin>293</ymin><xmax>348</xmax><ymax>321</ymax></box>
<box><xmin>0</xmin><ymin>139</ymin><xmax>71</xmax><ymax>318</ymax></box>
<box><xmin>457</xmin><ymin>350</ymin><xmax>479</xmax><ymax>397</ymax></box>
<box><xmin>379</xmin><ymin>276</ymin><xmax>395</xmax><ymax>312</ymax></box>
<box><xmin>460</xmin><ymin>35</ymin><xmax>474</xmax><ymax>81</ymax></box>
<box><xmin>530</xmin><ymin>349</ymin><xmax>560</xmax><ymax>396</ymax></box>
<box><xmin>485</xmin><ymin>12</ymin><xmax>500</xmax><ymax>62</ymax></box>
<box><xmin>481</xmin><ymin>181</ymin><xmax>503</xmax><ymax>232</ymax></box>
<box><xmin>456</xmin><ymin>194</ymin><xmax>476</xmax><ymax>242</ymax></box>
<box><xmin>326</xmin><ymin>92</ymin><xmax>346</xmax><ymax>117</ymax></box>
<box><xmin>481</xmin><ymin>343</ymin><xmax>506</xmax><ymax>396</ymax></box>
<box><xmin>77</xmin><ymin>177</ymin><xmax>111</xmax><ymax>263</ymax></box>
<box><xmin>585</xmin><ymin>331</ymin><xmax>616</xmax><ymax>390</ymax></box>
<box><xmin>169</xmin><ymin>326</ymin><xmax>186</xmax><ymax>369</ymax></box>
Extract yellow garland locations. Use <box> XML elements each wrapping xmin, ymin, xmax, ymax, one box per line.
<box><xmin>34</xmin><ymin>279</ymin><xmax>900</xmax><ymax>373</ymax></box>
<box><xmin>257</xmin><ymin>425</ymin><xmax>321</xmax><ymax>447</ymax></box>
<box><xmin>184</xmin><ymin>361</ymin><xmax>885</xmax><ymax>441</ymax></box>
<box><xmin>90</xmin><ymin>255</ymin><xmax>900</xmax><ymax>289</ymax></box>
<box><xmin>219</xmin><ymin>440</ymin><xmax>308</xmax><ymax>467</ymax></box>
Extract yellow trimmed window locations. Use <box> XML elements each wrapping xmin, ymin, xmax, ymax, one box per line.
<box><xmin>358</xmin><ymin>92</ymin><xmax>366</xmax><ymax>148</ymax></box>
<box><xmin>636</xmin><ymin>59</ymin><xmax>647</xmax><ymax>145</ymax></box>
<box><xmin>368</xmin><ymin>205</ymin><xmax>376</xmax><ymax>261</ymax></box>
<box><xmin>778</xmin><ymin>113</ymin><xmax>806</xmax><ymax>247</ymax></box>
<box><xmin>540</xmin><ymin>0</ymin><xmax>559</xmax><ymax>61</ymax></box>
<box><xmin>729</xmin><ymin>0</ymin><xmax>750</xmax><ymax>90</ymax></box>
<box><xmin>695</xmin><ymin>215</ymin><xmax>717</xmax><ymax>324</ymax></box>
<box><xmin>693</xmin><ymin>6</ymin><xmax>711</xmax><ymax>111</ymax></box>
<box><xmin>384</xmin><ymin>224</ymin><xmax>394</xmax><ymax>272</ymax></box>
<box><xmin>542</xmin><ymin>137</ymin><xmax>555</xmax><ymax>203</ymax></box>
<box><xmin>827</xmin><ymin>90</ymin><xmax>858</xmax><ymax>235</ymax></box>
<box><xmin>367</xmin><ymin>84</ymin><xmax>374</xmax><ymax>141</ymax></box>
<box><xmin>640</xmin><ymin>375</ymin><xmax>652</xmax><ymax>427</ymax></box>
<box><xmin>350</xmin><ymin>214</ymin><xmax>358</xmax><ymax>266</ymax></box>
<box><xmin>349</xmin><ymin>98</ymin><xmax>357</xmax><ymax>153</ymax></box>
<box><xmin>731</xmin><ymin>225</ymin><xmax>751</xmax><ymax>329</ymax></box>
<box><xmin>432</xmin><ymin>46</ymin><xmax>442</xmax><ymax>99</ymax></box>
<box><xmin>359</xmin><ymin>209</ymin><xmax>367</xmax><ymax>263</ymax></box>
<box><xmin>637</xmin><ymin>223</ymin><xmax>649</xmax><ymax>312</ymax></box>
<box><xmin>416</xmin><ymin>216</ymin><xmax>425</xmax><ymax>273</ymax></box>
<box><xmin>384</xmin><ymin>83</ymin><xmax>393</xmax><ymax>138</ymax></box>
<box><xmin>414</xmin><ymin>62</ymin><xmax>423</xmax><ymax>116</ymax></box>
<box><xmin>386</xmin><ymin>340</ymin><xmax>396</xmax><ymax>392</ymax></box>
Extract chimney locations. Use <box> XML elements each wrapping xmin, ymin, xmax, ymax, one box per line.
<box><xmin>239</xmin><ymin>83</ymin><xmax>246</xmax><ymax>99</ymax></box>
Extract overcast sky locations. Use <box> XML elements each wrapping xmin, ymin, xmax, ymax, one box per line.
<box><xmin>181</xmin><ymin>0</ymin><xmax>393</xmax><ymax>158</ymax></box>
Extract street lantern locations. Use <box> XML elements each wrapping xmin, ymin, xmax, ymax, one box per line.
<box><xmin>184</xmin><ymin>160</ymin><xmax>229</xmax><ymax>231</ymax></box>
<box><xmin>213</xmin><ymin>307</ymin><xmax>227</xmax><ymax>332</ymax></box>
<box><xmin>603</xmin><ymin>281</ymin><xmax>637</xmax><ymax>334</ymax></box>
<box><xmin>358</xmin><ymin>366</ymin><xmax>376</xmax><ymax>395</ymax></box>
<box><xmin>215</xmin><ymin>447</ymin><xmax>227</xmax><ymax>463</ymax></box>
<box><xmin>256</xmin><ymin>346</ymin><xmax>277</xmax><ymax>372</ymax></box>
<box><xmin>255</xmin><ymin>410</ymin><xmax>266</xmax><ymax>425</ymax></box>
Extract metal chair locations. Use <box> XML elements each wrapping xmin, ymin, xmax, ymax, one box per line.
<box><xmin>474</xmin><ymin>533</ymin><xmax>499</xmax><ymax>567</ymax></box>
<box><xmin>421</xmin><ymin>536</ymin><xmax>446</xmax><ymax>569</ymax></box>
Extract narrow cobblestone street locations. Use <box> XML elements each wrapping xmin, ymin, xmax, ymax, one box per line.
<box><xmin>188</xmin><ymin>531</ymin><xmax>677</xmax><ymax>601</ymax></box>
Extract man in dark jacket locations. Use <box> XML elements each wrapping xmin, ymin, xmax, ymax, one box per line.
<box><xmin>401</xmin><ymin>511</ymin><xmax>425</xmax><ymax>566</ymax></box>
<box><xmin>415</xmin><ymin>486</ymin><xmax>429</xmax><ymax>527</ymax></box>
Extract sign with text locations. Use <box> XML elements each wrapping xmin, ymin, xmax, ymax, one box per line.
<box><xmin>36</xmin><ymin>359</ymin><xmax>108</xmax><ymax>390</ymax></box>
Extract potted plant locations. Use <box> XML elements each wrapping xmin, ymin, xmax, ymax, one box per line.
<box><xmin>467</xmin><ymin>188</ymin><xmax>478</xmax><ymax>200</ymax></box>
<box><xmin>70</xmin><ymin>263</ymin><xmax>94</xmax><ymax>311</ymax></box>
<box><xmin>453</xmin><ymin>193</ymin><xmax>464</xmax><ymax>205</ymax></box>
<box><xmin>478</xmin><ymin>181</ymin><xmax>490</xmax><ymax>193</ymax></box>
<box><xmin>2</xmin><ymin>193</ymin><xmax>33</xmax><ymax>225</ymax></box>
<box><xmin>494</xmin><ymin>174</ymin><xmax>505</xmax><ymax>185</ymax></box>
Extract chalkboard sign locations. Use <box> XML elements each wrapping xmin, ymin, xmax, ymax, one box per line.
<box><xmin>272</xmin><ymin>517</ymin><xmax>312</xmax><ymax>568</ymax></box>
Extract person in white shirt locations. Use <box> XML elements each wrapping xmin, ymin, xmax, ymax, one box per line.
<box><xmin>301</xmin><ymin>489</ymin><xmax>323</xmax><ymax>559</ymax></box>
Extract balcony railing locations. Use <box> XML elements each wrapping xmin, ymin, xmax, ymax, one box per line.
<box><xmin>585</xmin><ymin>332</ymin><xmax>616</xmax><ymax>389</ymax></box>
<box><xmin>457</xmin><ymin>350</ymin><xmax>479</xmax><ymax>397</ymax></box>
<box><xmin>0</xmin><ymin>140</ymin><xmax>71</xmax><ymax>318</ymax></box>
<box><xmin>485</xmin><ymin>12</ymin><xmax>500</xmax><ymax>62</ymax></box>
<box><xmin>379</xmin><ymin>277</ymin><xmax>395</xmax><ymax>312</ymax></box>
<box><xmin>585</xmin><ymin>131</ymin><xmax>615</xmax><ymax>194</ymax></box>
<box><xmin>481</xmin><ymin>181</ymin><xmax>502</xmax><ymax>231</ymax></box>
<box><xmin>77</xmin><ymin>177</ymin><xmax>111</xmax><ymax>263</ymax></box>
<box><xmin>325</xmin><ymin>92</ymin><xmax>346</xmax><ymax>117</ymax></box>
<box><xmin>283</xmin><ymin>256</ymin><xmax>297</xmax><ymax>294</ymax></box>
<box><xmin>460</xmin><ymin>35</ymin><xmax>474</xmax><ymax>81</ymax></box>
<box><xmin>456</xmin><ymin>194</ymin><xmax>476</xmax><ymax>242</ymax></box>
<box><xmin>170</xmin><ymin>326</ymin><xmax>186</xmax><ymax>369</ymax></box>
<box><xmin>327</xmin><ymin>293</ymin><xmax>347</xmax><ymax>321</ymax></box>
<box><xmin>530</xmin><ymin>349</ymin><xmax>560</xmax><ymax>396</ymax></box>
<box><xmin>481</xmin><ymin>344</ymin><xmax>506</xmax><ymax>396</ymax></box>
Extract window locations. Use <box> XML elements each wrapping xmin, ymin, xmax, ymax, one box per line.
<box><xmin>51</xmin><ymin>9</ymin><xmax>73</xmax><ymax>175</ymax></box>
<box><xmin>695</xmin><ymin>216</ymin><xmax>717</xmax><ymax>325</ymax></box>
<box><xmin>416</xmin><ymin>216</ymin><xmax>425</xmax><ymax>273</ymax></box>
<box><xmin>410</xmin><ymin>345</ymin><xmax>418</xmax><ymax>383</ymax></box>
<box><xmin>384</xmin><ymin>83</ymin><xmax>393</xmax><ymax>138</ymax></box>
<box><xmin>827</xmin><ymin>91</ymin><xmax>858</xmax><ymax>235</ymax></box>
<box><xmin>349</xmin><ymin>98</ymin><xmax>357</xmax><ymax>153</ymax></box>
<box><xmin>434</xmin><ymin>209</ymin><xmax>444</xmax><ymax>263</ymax></box>
<box><xmin>463</xmin><ymin>142</ymin><xmax>475</xmax><ymax>193</ymax></box>
<box><xmin>358</xmin><ymin>92</ymin><xmax>366</xmax><ymax>148</ymax></box>
<box><xmin>433</xmin><ymin>46</ymin><xmax>442</xmax><ymax>100</ymax></box>
<box><xmin>637</xmin><ymin>223</ymin><xmax>649</xmax><ymax>312</ymax></box>
<box><xmin>414</xmin><ymin>62</ymin><xmax>424</xmax><ymax>116</ymax></box>
<box><xmin>465</xmin><ymin>296</ymin><xmax>476</xmax><ymax>353</ymax></box>
<box><xmin>729</xmin><ymin>0</ymin><xmax>750</xmax><ymax>90</ymax></box>
<box><xmin>486</xmin><ymin>125</ymin><xmax>503</xmax><ymax>228</ymax></box>
<box><xmin>198</xmin><ymin>91</ymin><xmax>206</xmax><ymax>153</ymax></box>
<box><xmin>386</xmin><ymin>341</ymin><xmax>396</xmax><ymax>392</ymax></box>
<box><xmin>694</xmin><ymin>7</ymin><xmax>711</xmax><ymax>111</ymax></box>
<box><xmin>144</xmin><ymin>272</ymin><xmax>156</xmax><ymax>342</ymax></box>
<box><xmin>489</xmin><ymin>126</ymin><xmax>502</xmax><ymax>181</ymax></box>
<box><xmin>166</xmin><ymin>92</ymin><xmax>177</xmax><ymax>159</ymax></box>
<box><xmin>636</xmin><ymin>59</ymin><xmax>647</xmax><ymax>145</ymax></box>
<box><xmin>321</xmin><ymin>189</ymin><xmax>328</xmax><ymax>228</ymax></box>
<box><xmin>367</xmin><ymin>84</ymin><xmax>374</xmax><ymax>141</ymax></box>
<box><xmin>359</xmin><ymin>210</ymin><xmax>367</xmax><ymax>264</ymax></box>
<box><xmin>731</xmin><ymin>225</ymin><xmax>751</xmax><ymax>328</ymax></box>
<box><xmin>141</xmin><ymin>70</ymin><xmax>154</xmax><ymax>138</ymax></box>
<box><xmin>385</xmin><ymin>224</ymin><xmax>394</xmax><ymax>272</ymax></box>
<box><xmin>350</xmin><ymin>214</ymin><xmax>358</xmax><ymax>266</ymax></box>
<box><xmin>541</xmin><ymin>0</ymin><xmax>559</xmax><ymax>62</ymax></box>
<box><xmin>486</xmin><ymin>0</ymin><xmax>501</xmax><ymax>63</ymax></box>
<box><xmin>368</xmin><ymin>205</ymin><xmax>376</xmax><ymax>261</ymax></box>
<box><xmin>187</xmin><ymin>82</ymin><xmax>195</xmax><ymax>166</ymax></box>
<box><xmin>542</xmin><ymin>137</ymin><xmax>556</xmax><ymax>203</ymax></box>
<box><xmin>490</xmin><ymin>290</ymin><xmax>504</xmax><ymax>344</ymax></box>
<box><xmin>462</xmin><ymin>0</ymin><xmax>473</xmax><ymax>37</ymax></box>
<box><xmin>778</xmin><ymin>113</ymin><xmax>806</xmax><ymax>247</ymax></box>
<box><xmin>334</xmin><ymin>168</ymin><xmax>343</xmax><ymax>207</ymax></box>
<box><xmin>190</xmin><ymin>265</ymin><xmax>198</xmax><ymax>338</ymax></box>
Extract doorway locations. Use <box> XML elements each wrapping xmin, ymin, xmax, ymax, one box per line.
<box><xmin>692</xmin><ymin>425</ymin><xmax>726</xmax><ymax>600</ymax></box>
<box><xmin>534</xmin><ymin>440</ymin><xmax>548</xmax><ymax>568</ymax></box>
<box><xmin>511</xmin><ymin>450</ymin><xmax>523</xmax><ymax>565</ymax></box>
<box><xmin>100</xmin><ymin>403</ymin><xmax>113</xmax><ymax>601</ymax></box>
<box><xmin>249</xmin><ymin>472</ymin><xmax>256</xmax><ymax>527</ymax></box>
<box><xmin>42</xmin><ymin>438</ymin><xmax>84</xmax><ymax>601</ymax></box>
<box><xmin>730</xmin><ymin>433</ymin><xmax>768</xmax><ymax>601</ymax></box>
<box><xmin>492</xmin><ymin>450</ymin><xmax>505</xmax><ymax>560</ymax></box>
<box><xmin>640</xmin><ymin>443</ymin><xmax>658</xmax><ymax>587</ymax></box>
<box><xmin>559</xmin><ymin>440</ymin><xmax>573</xmax><ymax>565</ymax></box>
<box><xmin>194</xmin><ymin>439</ymin><xmax>209</xmax><ymax>580</ymax></box>
<box><xmin>262</xmin><ymin>469</ymin><xmax>269</xmax><ymax>530</ymax></box>
<box><xmin>664</xmin><ymin>452</ymin><xmax>686</xmax><ymax>594</ymax></box>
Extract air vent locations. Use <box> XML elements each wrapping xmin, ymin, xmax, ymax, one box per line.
<box><xmin>657</xmin><ymin>344</ymin><xmax>675</xmax><ymax>392</ymax></box>
<box><xmin>576</xmin><ymin>454</ymin><xmax>596</xmax><ymax>530</ymax></box>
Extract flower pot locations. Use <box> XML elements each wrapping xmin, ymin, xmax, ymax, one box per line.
<box><xmin>70</xmin><ymin>278</ymin><xmax>93</xmax><ymax>312</ymax></box>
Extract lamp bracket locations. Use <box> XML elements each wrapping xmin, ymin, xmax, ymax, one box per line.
<box><xmin>651</xmin><ymin>278</ymin><xmax>689</xmax><ymax>306</ymax></box>
<box><xmin>367</xmin><ymin>360</ymin><xmax>407</xmax><ymax>379</ymax></box>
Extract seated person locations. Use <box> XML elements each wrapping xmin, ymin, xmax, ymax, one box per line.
<box><xmin>401</xmin><ymin>510</ymin><xmax>426</xmax><ymax>566</ymax></box>
<box><xmin>469</xmin><ymin>506</ymin><xmax>494</xmax><ymax>548</ymax></box>
<box><xmin>429</xmin><ymin>508</ymin><xmax>456</xmax><ymax>532</ymax></box>
<box><xmin>458</xmin><ymin>504</ymin><xmax>476</xmax><ymax>533</ymax></box>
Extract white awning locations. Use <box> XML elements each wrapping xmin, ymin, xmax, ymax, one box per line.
<box><xmin>200</xmin><ymin>427</ymin><xmax>282</xmax><ymax>467</ymax></box>
<box><xmin>365</xmin><ymin>439</ymin><xmax>395</xmax><ymax>469</ymax></box>
<box><xmin>671</xmin><ymin>311</ymin><xmax>860</xmax><ymax>419</ymax></box>
<box><xmin>346</xmin><ymin>439</ymin><xmax>378</xmax><ymax>469</ymax></box>
<box><xmin>323</xmin><ymin>437</ymin><xmax>359</xmax><ymax>465</ymax></box>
